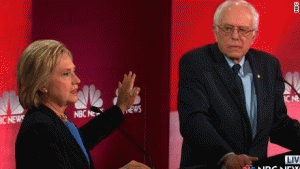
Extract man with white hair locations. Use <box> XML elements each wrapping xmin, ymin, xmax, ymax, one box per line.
<box><xmin>178</xmin><ymin>0</ymin><xmax>300</xmax><ymax>168</ymax></box>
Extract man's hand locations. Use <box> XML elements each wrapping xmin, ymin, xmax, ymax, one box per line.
<box><xmin>223</xmin><ymin>153</ymin><xmax>259</xmax><ymax>169</ymax></box>
<box><xmin>119</xmin><ymin>160</ymin><xmax>151</xmax><ymax>169</ymax></box>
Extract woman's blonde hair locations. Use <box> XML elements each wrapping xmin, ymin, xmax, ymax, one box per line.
<box><xmin>17</xmin><ymin>39</ymin><xmax>72</xmax><ymax>109</ymax></box>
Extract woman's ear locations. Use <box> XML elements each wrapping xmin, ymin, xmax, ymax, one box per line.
<box><xmin>39</xmin><ymin>89</ymin><xmax>47</xmax><ymax>94</ymax></box>
<box><xmin>38</xmin><ymin>85</ymin><xmax>48</xmax><ymax>94</ymax></box>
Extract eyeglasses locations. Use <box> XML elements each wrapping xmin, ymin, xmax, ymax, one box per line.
<box><xmin>216</xmin><ymin>25</ymin><xmax>256</xmax><ymax>37</ymax></box>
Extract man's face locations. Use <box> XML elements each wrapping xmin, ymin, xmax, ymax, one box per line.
<box><xmin>213</xmin><ymin>5</ymin><xmax>257</xmax><ymax>62</ymax></box>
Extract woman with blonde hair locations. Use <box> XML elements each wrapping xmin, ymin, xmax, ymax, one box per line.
<box><xmin>15</xmin><ymin>40</ymin><xmax>149</xmax><ymax>169</ymax></box>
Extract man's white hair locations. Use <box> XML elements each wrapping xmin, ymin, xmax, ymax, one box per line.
<box><xmin>213</xmin><ymin>0</ymin><xmax>259</xmax><ymax>30</ymax></box>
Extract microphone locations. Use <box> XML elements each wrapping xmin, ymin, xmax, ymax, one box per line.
<box><xmin>90</xmin><ymin>106</ymin><xmax>154</xmax><ymax>169</ymax></box>
<box><xmin>277</xmin><ymin>75</ymin><xmax>300</xmax><ymax>98</ymax></box>
<box><xmin>90</xmin><ymin>106</ymin><xmax>103</xmax><ymax>115</ymax></box>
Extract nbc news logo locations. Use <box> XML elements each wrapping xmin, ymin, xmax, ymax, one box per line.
<box><xmin>0</xmin><ymin>91</ymin><xmax>24</xmax><ymax>125</ymax></box>
<box><xmin>74</xmin><ymin>85</ymin><xmax>104</xmax><ymax>118</ymax></box>
<box><xmin>113</xmin><ymin>88</ymin><xmax>142</xmax><ymax>114</ymax></box>
<box><xmin>283</xmin><ymin>72</ymin><xmax>300</xmax><ymax>103</ymax></box>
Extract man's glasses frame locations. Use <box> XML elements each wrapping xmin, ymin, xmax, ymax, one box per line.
<box><xmin>216</xmin><ymin>25</ymin><xmax>256</xmax><ymax>37</ymax></box>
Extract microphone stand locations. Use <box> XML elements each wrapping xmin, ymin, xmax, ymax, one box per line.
<box><xmin>282</xmin><ymin>77</ymin><xmax>300</xmax><ymax>99</ymax></box>
<box><xmin>90</xmin><ymin>106</ymin><xmax>154</xmax><ymax>169</ymax></box>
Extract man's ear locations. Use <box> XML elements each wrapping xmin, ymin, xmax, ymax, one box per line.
<box><xmin>212</xmin><ymin>25</ymin><xmax>218</xmax><ymax>42</ymax></box>
<box><xmin>253</xmin><ymin>30</ymin><xmax>258</xmax><ymax>40</ymax></box>
<box><xmin>251</xmin><ymin>30</ymin><xmax>259</xmax><ymax>45</ymax></box>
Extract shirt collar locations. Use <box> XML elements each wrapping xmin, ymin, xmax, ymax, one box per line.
<box><xmin>224</xmin><ymin>55</ymin><xmax>246</xmax><ymax>75</ymax></box>
<box><xmin>224</xmin><ymin>55</ymin><xmax>245</xmax><ymax>67</ymax></box>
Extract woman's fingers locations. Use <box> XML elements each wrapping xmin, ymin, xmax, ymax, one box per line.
<box><xmin>133</xmin><ymin>87</ymin><xmax>140</xmax><ymax>96</ymax></box>
<box><xmin>122</xmin><ymin>71</ymin><xmax>136</xmax><ymax>91</ymax></box>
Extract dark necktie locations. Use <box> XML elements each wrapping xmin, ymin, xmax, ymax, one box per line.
<box><xmin>232</xmin><ymin>64</ymin><xmax>246</xmax><ymax>104</ymax></box>
<box><xmin>232</xmin><ymin>63</ymin><xmax>257</xmax><ymax>139</ymax></box>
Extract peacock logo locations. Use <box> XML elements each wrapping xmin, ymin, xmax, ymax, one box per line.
<box><xmin>0</xmin><ymin>91</ymin><xmax>24</xmax><ymax>125</ymax></box>
<box><xmin>283</xmin><ymin>71</ymin><xmax>300</xmax><ymax>103</ymax></box>
<box><xmin>113</xmin><ymin>88</ymin><xmax>142</xmax><ymax>114</ymax></box>
<box><xmin>74</xmin><ymin>85</ymin><xmax>104</xmax><ymax>118</ymax></box>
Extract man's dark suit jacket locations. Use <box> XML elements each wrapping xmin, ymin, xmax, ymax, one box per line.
<box><xmin>179</xmin><ymin>43</ymin><xmax>300</xmax><ymax>168</ymax></box>
<box><xmin>15</xmin><ymin>104</ymin><xmax>124</xmax><ymax>169</ymax></box>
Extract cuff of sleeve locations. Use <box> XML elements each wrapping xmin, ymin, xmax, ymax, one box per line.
<box><xmin>113</xmin><ymin>105</ymin><xmax>123</xmax><ymax>113</ymax></box>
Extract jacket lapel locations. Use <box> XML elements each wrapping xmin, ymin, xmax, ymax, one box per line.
<box><xmin>246</xmin><ymin>51</ymin><xmax>266</xmax><ymax>142</ymax></box>
<box><xmin>61</xmin><ymin>122</ymin><xmax>91</xmax><ymax>167</ymax></box>
<box><xmin>209</xmin><ymin>44</ymin><xmax>253</xmax><ymax>142</ymax></box>
<box><xmin>210</xmin><ymin>44</ymin><xmax>249</xmax><ymax>116</ymax></box>
<box><xmin>38</xmin><ymin>105</ymin><xmax>91</xmax><ymax>168</ymax></box>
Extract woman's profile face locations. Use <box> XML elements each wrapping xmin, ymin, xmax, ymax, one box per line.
<box><xmin>45</xmin><ymin>53</ymin><xmax>81</xmax><ymax>107</ymax></box>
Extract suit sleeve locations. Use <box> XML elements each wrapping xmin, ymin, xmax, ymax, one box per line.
<box><xmin>178</xmin><ymin>56</ymin><xmax>233</xmax><ymax>163</ymax></box>
<box><xmin>269</xmin><ymin>59</ymin><xmax>300</xmax><ymax>150</ymax></box>
<box><xmin>79</xmin><ymin>106</ymin><xmax>124</xmax><ymax>151</ymax></box>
